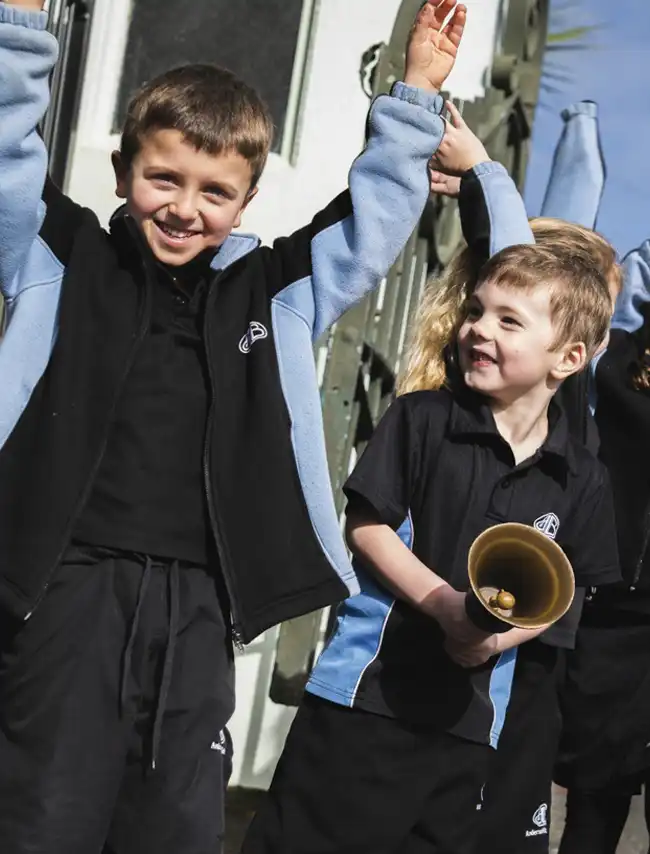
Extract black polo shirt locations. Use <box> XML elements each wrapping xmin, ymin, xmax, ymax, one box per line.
<box><xmin>75</xmin><ymin>260</ymin><xmax>213</xmax><ymax>565</ymax></box>
<box><xmin>342</xmin><ymin>388</ymin><xmax>620</xmax><ymax>742</ymax></box>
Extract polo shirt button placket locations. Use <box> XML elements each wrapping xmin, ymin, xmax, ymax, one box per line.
<box><xmin>488</xmin><ymin>475</ymin><xmax>515</xmax><ymax>520</ymax></box>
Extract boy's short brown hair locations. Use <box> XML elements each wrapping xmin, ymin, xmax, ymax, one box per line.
<box><xmin>479</xmin><ymin>243</ymin><xmax>611</xmax><ymax>360</ymax></box>
<box><xmin>531</xmin><ymin>217</ymin><xmax>622</xmax><ymax>301</ymax></box>
<box><xmin>119</xmin><ymin>64</ymin><xmax>274</xmax><ymax>187</ymax></box>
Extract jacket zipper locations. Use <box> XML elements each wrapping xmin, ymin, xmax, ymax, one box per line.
<box><xmin>201</xmin><ymin>273</ymin><xmax>245</xmax><ymax>649</ymax></box>
<box><xmin>26</xmin><ymin>234</ymin><xmax>153</xmax><ymax>620</ymax></box>
<box><xmin>630</xmin><ymin>500</ymin><xmax>650</xmax><ymax>590</ymax></box>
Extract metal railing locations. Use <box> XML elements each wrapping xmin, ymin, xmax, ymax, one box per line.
<box><xmin>42</xmin><ymin>0</ymin><xmax>94</xmax><ymax>188</ymax></box>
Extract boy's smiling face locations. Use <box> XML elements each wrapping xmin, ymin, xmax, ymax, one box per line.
<box><xmin>112</xmin><ymin>128</ymin><xmax>256</xmax><ymax>266</ymax></box>
<box><xmin>457</xmin><ymin>278</ymin><xmax>585</xmax><ymax>403</ymax></box>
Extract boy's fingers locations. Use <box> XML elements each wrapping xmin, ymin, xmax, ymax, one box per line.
<box><xmin>410</xmin><ymin>2</ymin><xmax>437</xmax><ymax>47</ymax></box>
<box><xmin>414</xmin><ymin>1</ymin><xmax>436</xmax><ymax>32</ymax></box>
<box><xmin>441</xmin><ymin>115</ymin><xmax>456</xmax><ymax>134</ymax></box>
<box><xmin>430</xmin><ymin>175</ymin><xmax>461</xmax><ymax>197</ymax></box>
<box><xmin>445</xmin><ymin>99</ymin><xmax>465</xmax><ymax>128</ymax></box>
<box><xmin>430</xmin><ymin>0</ymin><xmax>457</xmax><ymax>31</ymax></box>
<box><xmin>442</xmin><ymin>5</ymin><xmax>467</xmax><ymax>47</ymax></box>
<box><xmin>431</xmin><ymin>185</ymin><xmax>457</xmax><ymax>198</ymax></box>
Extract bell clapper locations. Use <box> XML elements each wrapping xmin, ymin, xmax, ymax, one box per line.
<box><xmin>488</xmin><ymin>589</ymin><xmax>516</xmax><ymax>612</ymax></box>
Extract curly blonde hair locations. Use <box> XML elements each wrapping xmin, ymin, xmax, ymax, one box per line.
<box><xmin>398</xmin><ymin>217</ymin><xmax>621</xmax><ymax>395</ymax></box>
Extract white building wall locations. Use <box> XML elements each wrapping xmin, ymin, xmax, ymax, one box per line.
<box><xmin>63</xmin><ymin>0</ymin><xmax>501</xmax><ymax>790</ymax></box>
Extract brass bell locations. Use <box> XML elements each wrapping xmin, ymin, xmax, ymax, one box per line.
<box><xmin>465</xmin><ymin>522</ymin><xmax>575</xmax><ymax>633</ymax></box>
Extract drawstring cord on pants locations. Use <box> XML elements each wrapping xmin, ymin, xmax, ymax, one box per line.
<box><xmin>119</xmin><ymin>556</ymin><xmax>181</xmax><ymax>771</ymax></box>
<box><xmin>151</xmin><ymin>561</ymin><xmax>179</xmax><ymax>770</ymax></box>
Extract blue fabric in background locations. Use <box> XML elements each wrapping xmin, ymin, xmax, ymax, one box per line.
<box><xmin>525</xmin><ymin>0</ymin><xmax>650</xmax><ymax>256</ymax></box>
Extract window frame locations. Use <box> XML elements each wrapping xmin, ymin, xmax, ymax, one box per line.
<box><xmin>74</xmin><ymin>0</ymin><xmax>320</xmax><ymax>166</ymax></box>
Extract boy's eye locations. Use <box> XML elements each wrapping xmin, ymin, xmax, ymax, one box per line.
<box><xmin>152</xmin><ymin>173</ymin><xmax>176</xmax><ymax>185</ymax></box>
<box><xmin>501</xmin><ymin>316</ymin><xmax>521</xmax><ymax>327</ymax></box>
<box><xmin>466</xmin><ymin>305</ymin><xmax>481</xmax><ymax>319</ymax></box>
<box><xmin>204</xmin><ymin>186</ymin><xmax>228</xmax><ymax>199</ymax></box>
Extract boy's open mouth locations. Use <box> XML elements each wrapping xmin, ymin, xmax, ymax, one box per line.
<box><xmin>153</xmin><ymin>219</ymin><xmax>202</xmax><ymax>241</ymax></box>
<box><xmin>470</xmin><ymin>347</ymin><xmax>497</xmax><ymax>366</ymax></box>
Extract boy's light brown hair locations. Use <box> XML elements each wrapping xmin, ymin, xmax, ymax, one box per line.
<box><xmin>479</xmin><ymin>242</ymin><xmax>611</xmax><ymax>356</ymax></box>
<box><xmin>399</xmin><ymin>219</ymin><xmax>617</xmax><ymax>395</ymax></box>
<box><xmin>532</xmin><ymin>218</ymin><xmax>622</xmax><ymax>300</ymax></box>
<box><xmin>119</xmin><ymin>64</ymin><xmax>275</xmax><ymax>187</ymax></box>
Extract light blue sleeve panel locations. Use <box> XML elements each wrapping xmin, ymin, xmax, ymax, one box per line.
<box><xmin>0</xmin><ymin>238</ymin><xmax>63</xmax><ymax>449</ymax></box>
<box><xmin>612</xmin><ymin>241</ymin><xmax>650</xmax><ymax>334</ymax></box>
<box><xmin>0</xmin><ymin>3</ymin><xmax>57</xmax><ymax>297</ymax></box>
<box><xmin>309</xmin><ymin>84</ymin><xmax>446</xmax><ymax>339</ymax></box>
<box><xmin>459</xmin><ymin>161</ymin><xmax>534</xmax><ymax>258</ymax></box>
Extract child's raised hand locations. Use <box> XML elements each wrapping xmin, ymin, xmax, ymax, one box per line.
<box><xmin>404</xmin><ymin>1</ymin><xmax>467</xmax><ymax>92</ymax></box>
<box><xmin>433</xmin><ymin>100</ymin><xmax>490</xmax><ymax>175</ymax></box>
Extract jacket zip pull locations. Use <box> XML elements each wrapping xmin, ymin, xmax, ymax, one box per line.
<box><xmin>631</xmin><ymin>501</ymin><xmax>650</xmax><ymax>589</ymax></box>
<box><xmin>25</xmin><ymin>577</ymin><xmax>54</xmax><ymax>620</ymax></box>
<box><xmin>231</xmin><ymin>625</ymin><xmax>245</xmax><ymax>652</ymax></box>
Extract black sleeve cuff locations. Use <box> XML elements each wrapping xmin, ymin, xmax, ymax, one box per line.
<box><xmin>343</xmin><ymin>479</ymin><xmax>407</xmax><ymax>530</ymax></box>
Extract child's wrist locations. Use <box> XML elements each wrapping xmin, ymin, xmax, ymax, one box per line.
<box><xmin>463</xmin><ymin>158</ymin><xmax>492</xmax><ymax>175</ymax></box>
<box><xmin>402</xmin><ymin>73</ymin><xmax>441</xmax><ymax>93</ymax></box>
<box><xmin>422</xmin><ymin>581</ymin><xmax>454</xmax><ymax>620</ymax></box>
<box><xmin>493</xmin><ymin>634</ymin><xmax>506</xmax><ymax>653</ymax></box>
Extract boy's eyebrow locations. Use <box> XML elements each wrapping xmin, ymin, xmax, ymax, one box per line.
<box><xmin>473</xmin><ymin>287</ymin><xmax>530</xmax><ymax>319</ymax></box>
<box><xmin>204</xmin><ymin>180</ymin><xmax>239</xmax><ymax>199</ymax></box>
<box><xmin>144</xmin><ymin>165</ymin><xmax>239</xmax><ymax>198</ymax></box>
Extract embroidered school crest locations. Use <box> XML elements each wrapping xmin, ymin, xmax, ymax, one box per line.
<box><xmin>238</xmin><ymin>321</ymin><xmax>268</xmax><ymax>354</ymax></box>
<box><xmin>532</xmin><ymin>803</ymin><xmax>548</xmax><ymax>829</ymax></box>
<box><xmin>533</xmin><ymin>513</ymin><xmax>560</xmax><ymax>540</ymax></box>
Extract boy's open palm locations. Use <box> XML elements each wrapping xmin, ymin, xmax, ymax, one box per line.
<box><xmin>405</xmin><ymin>1</ymin><xmax>467</xmax><ymax>92</ymax></box>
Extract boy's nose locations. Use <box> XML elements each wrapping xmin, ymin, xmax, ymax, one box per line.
<box><xmin>168</xmin><ymin>195</ymin><xmax>198</xmax><ymax>222</ymax></box>
<box><xmin>470</xmin><ymin>317</ymin><xmax>492</xmax><ymax>341</ymax></box>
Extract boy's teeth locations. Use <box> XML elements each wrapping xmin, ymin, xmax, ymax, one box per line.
<box><xmin>158</xmin><ymin>222</ymin><xmax>195</xmax><ymax>239</ymax></box>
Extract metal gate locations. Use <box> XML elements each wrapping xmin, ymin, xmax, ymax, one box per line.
<box><xmin>269</xmin><ymin>0</ymin><xmax>550</xmax><ymax>707</ymax></box>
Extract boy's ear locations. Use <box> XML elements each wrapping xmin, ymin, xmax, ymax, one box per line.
<box><xmin>111</xmin><ymin>150</ymin><xmax>129</xmax><ymax>199</ymax></box>
<box><xmin>232</xmin><ymin>185</ymin><xmax>258</xmax><ymax>230</ymax></box>
<box><xmin>551</xmin><ymin>341</ymin><xmax>587</xmax><ymax>381</ymax></box>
